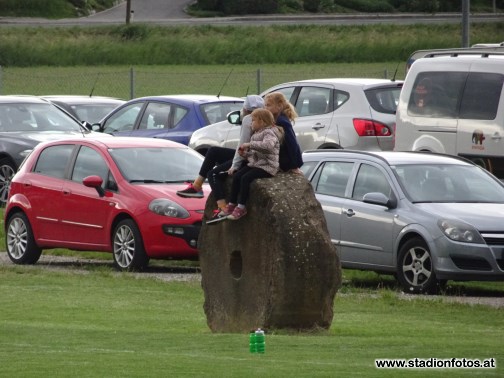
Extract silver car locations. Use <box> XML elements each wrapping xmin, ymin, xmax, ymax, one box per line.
<box><xmin>302</xmin><ymin>149</ymin><xmax>504</xmax><ymax>294</ymax></box>
<box><xmin>189</xmin><ymin>78</ymin><xmax>402</xmax><ymax>155</ymax></box>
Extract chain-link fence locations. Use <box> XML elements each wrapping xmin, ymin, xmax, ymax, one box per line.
<box><xmin>0</xmin><ymin>65</ymin><xmax>402</xmax><ymax>100</ymax></box>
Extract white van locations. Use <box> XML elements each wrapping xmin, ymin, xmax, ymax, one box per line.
<box><xmin>394</xmin><ymin>52</ymin><xmax>504</xmax><ymax>178</ymax></box>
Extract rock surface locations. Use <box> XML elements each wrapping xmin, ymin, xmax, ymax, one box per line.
<box><xmin>198</xmin><ymin>172</ymin><xmax>341</xmax><ymax>333</ymax></box>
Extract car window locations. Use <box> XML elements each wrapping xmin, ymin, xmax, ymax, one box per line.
<box><xmin>407</xmin><ymin>72</ymin><xmax>466</xmax><ymax>118</ymax></box>
<box><xmin>459</xmin><ymin>72</ymin><xmax>504</xmax><ymax>120</ymax></box>
<box><xmin>73</xmin><ymin>104</ymin><xmax>120</xmax><ymax>124</ymax></box>
<box><xmin>71</xmin><ymin>146</ymin><xmax>110</xmax><ymax>188</ymax></box>
<box><xmin>110</xmin><ymin>146</ymin><xmax>203</xmax><ymax>183</ymax></box>
<box><xmin>0</xmin><ymin>103</ymin><xmax>82</xmax><ymax>132</ymax></box>
<box><xmin>200</xmin><ymin>102</ymin><xmax>243</xmax><ymax>125</ymax></box>
<box><xmin>300</xmin><ymin>161</ymin><xmax>318</xmax><ymax>177</ymax></box>
<box><xmin>139</xmin><ymin>102</ymin><xmax>172</xmax><ymax>130</ymax></box>
<box><xmin>365</xmin><ymin>86</ymin><xmax>402</xmax><ymax>114</ymax></box>
<box><xmin>394</xmin><ymin>164</ymin><xmax>504</xmax><ymax>203</ymax></box>
<box><xmin>314</xmin><ymin>161</ymin><xmax>353</xmax><ymax>197</ymax></box>
<box><xmin>332</xmin><ymin>90</ymin><xmax>350</xmax><ymax>111</ymax></box>
<box><xmin>172</xmin><ymin>106</ymin><xmax>188</xmax><ymax>126</ymax></box>
<box><xmin>103</xmin><ymin>103</ymin><xmax>143</xmax><ymax>133</ymax></box>
<box><xmin>352</xmin><ymin>163</ymin><xmax>391</xmax><ymax>201</ymax></box>
<box><xmin>267</xmin><ymin>87</ymin><xmax>296</xmax><ymax>104</ymax></box>
<box><xmin>33</xmin><ymin>144</ymin><xmax>74</xmax><ymax>179</ymax></box>
<box><xmin>295</xmin><ymin>87</ymin><xmax>331</xmax><ymax>117</ymax></box>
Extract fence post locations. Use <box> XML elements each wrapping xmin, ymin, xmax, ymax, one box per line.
<box><xmin>256</xmin><ymin>68</ymin><xmax>261</xmax><ymax>95</ymax></box>
<box><xmin>129</xmin><ymin>67</ymin><xmax>135</xmax><ymax>99</ymax></box>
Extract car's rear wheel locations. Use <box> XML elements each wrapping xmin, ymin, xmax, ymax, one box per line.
<box><xmin>112</xmin><ymin>219</ymin><xmax>149</xmax><ymax>271</ymax></box>
<box><xmin>0</xmin><ymin>158</ymin><xmax>17</xmax><ymax>205</ymax></box>
<box><xmin>397</xmin><ymin>237</ymin><xmax>438</xmax><ymax>294</ymax></box>
<box><xmin>6</xmin><ymin>212</ymin><xmax>42</xmax><ymax>265</ymax></box>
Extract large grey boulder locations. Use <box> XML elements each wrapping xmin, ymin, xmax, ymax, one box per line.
<box><xmin>198</xmin><ymin>172</ymin><xmax>341</xmax><ymax>333</ymax></box>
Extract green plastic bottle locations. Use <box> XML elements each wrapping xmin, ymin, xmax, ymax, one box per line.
<box><xmin>249</xmin><ymin>331</ymin><xmax>257</xmax><ymax>353</ymax></box>
<box><xmin>255</xmin><ymin>329</ymin><xmax>265</xmax><ymax>354</ymax></box>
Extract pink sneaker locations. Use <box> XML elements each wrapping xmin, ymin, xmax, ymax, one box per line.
<box><xmin>228</xmin><ymin>206</ymin><xmax>247</xmax><ymax>221</ymax></box>
<box><xmin>221</xmin><ymin>203</ymin><xmax>236</xmax><ymax>216</ymax></box>
<box><xmin>177</xmin><ymin>182</ymin><xmax>203</xmax><ymax>198</ymax></box>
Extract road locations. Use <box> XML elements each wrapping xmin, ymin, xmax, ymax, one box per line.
<box><xmin>0</xmin><ymin>0</ymin><xmax>501</xmax><ymax>27</ymax></box>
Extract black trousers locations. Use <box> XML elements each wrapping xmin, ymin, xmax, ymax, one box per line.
<box><xmin>229</xmin><ymin>166</ymin><xmax>272</xmax><ymax>206</ymax></box>
<box><xmin>204</xmin><ymin>147</ymin><xmax>235</xmax><ymax>201</ymax></box>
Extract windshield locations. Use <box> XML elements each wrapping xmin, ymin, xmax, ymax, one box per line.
<box><xmin>200</xmin><ymin>101</ymin><xmax>243</xmax><ymax>124</ymax></box>
<box><xmin>109</xmin><ymin>146</ymin><xmax>203</xmax><ymax>183</ymax></box>
<box><xmin>393</xmin><ymin>164</ymin><xmax>504</xmax><ymax>203</ymax></box>
<box><xmin>0</xmin><ymin>103</ymin><xmax>84</xmax><ymax>132</ymax></box>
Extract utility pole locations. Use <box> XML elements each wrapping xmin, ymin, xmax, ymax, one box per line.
<box><xmin>461</xmin><ymin>0</ymin><xmax>470</xmax><ymax>47</ymax></box>
<box><xmin>126</xmin><ymin>0</ymin><xmax>132</xmax><ymax>24</ymax></box>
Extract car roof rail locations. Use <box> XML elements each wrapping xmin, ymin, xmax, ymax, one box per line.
<box><xmin>422</xmin><ymin>51</ymin><xmax>504</xmax><ymax>58</ymax></box>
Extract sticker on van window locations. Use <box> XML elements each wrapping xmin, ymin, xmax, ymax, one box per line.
<box><xmin>472</xmin><ymin>130</ymin><xmax>485</xmax><ymax>150</ymax></box>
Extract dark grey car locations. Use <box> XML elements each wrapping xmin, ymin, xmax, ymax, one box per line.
<box><xmin>302</xmin><ymin>149</ymin><xmax>504</xmax><ymax>293</ymax></box>
<box><xmin>42</xmin><ymin>95</ymin><xmax>125</xmax><ymax>124</ymax></box>
<box><xmin>0</xmin><ymin>95</ymin><xmax>109</xmax><ymax>203</ymax></box>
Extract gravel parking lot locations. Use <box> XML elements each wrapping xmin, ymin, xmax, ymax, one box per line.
<box><xmin>0</xmin><ymin>252</ymin><xmax>200</xmax><ymax>283</ymax></box>
<box><xmin>1</xmin><ymin>252</ymin><xmax>502</xmax><ymax>307</ymax></box>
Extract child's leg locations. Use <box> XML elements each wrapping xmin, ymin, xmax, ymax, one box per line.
<box><xmin>229</xmin><ymin>166</ymin><xmax>251</xmax><ymax>204</ymax></box>
<box><xmin>237</xmin><ymin>168</ymin><xmax>272</xmax><ymax>206</ymax></box>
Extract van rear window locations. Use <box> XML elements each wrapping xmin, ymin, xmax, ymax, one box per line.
<box><xmin>407</xmin><ymin>72</ymin><xmax>466</xmax><ymax>118</ymax></box>
<box><xmin>459</xmin><ymin>72</ymin><xmax>504</xmax><ymax>120</ymax></box>
<box><xmin>407</xmin><ymin>71</ymin><xmax>504</xmax><ymax>120</ymax></box>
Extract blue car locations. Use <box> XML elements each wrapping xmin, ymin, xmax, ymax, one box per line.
<box><xmin>93</xmin><ymin>95</ymin><xmax>244</xmax><ymax>145</ymax></box>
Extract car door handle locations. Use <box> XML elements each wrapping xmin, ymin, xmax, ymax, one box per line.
<box><xmin>63</xmin><ymin>189</ymin><xmax>72</xmax><ymax>196</ymax></box>
<box><xmin>343</xmin><ymin>208</ymin><xmax>355</xmax><ymax>217</ymax></box>
<box><xmin>312</xmin><ymin>123</ymin><xmax>326</xmax><ymax>130</ymax></box>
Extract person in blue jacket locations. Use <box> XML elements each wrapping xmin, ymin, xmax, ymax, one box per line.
<box><xmin>263</xmin><ymin>91</ymin><xmax>303</xmax><ymax>174</ymax></box>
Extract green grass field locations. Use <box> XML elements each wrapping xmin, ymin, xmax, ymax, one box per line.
<box><xmin>0</xmin><ymin>263</ymin><xmax>502</xmax><ymax>377</ymax></box>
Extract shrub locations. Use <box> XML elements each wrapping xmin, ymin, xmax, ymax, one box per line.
<box><xmin>303</xmin><ymin>0</ymin><xmax>321</xmax><ymax>12</ymax></box>
<box><xmin>333</xmin><ymin>0</ymin><xmax>395</xmax><ymax>12</ymax></box>
<box><xmin>221</xmin><ymin>0</ymin><xmax>280</xmax><ymax>14</ymax></box>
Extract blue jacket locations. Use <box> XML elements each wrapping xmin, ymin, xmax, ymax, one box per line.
<box><xmin>276</xmin><ymin>113</ymin><xmax>303</xmax><ymax>171</ymax></box>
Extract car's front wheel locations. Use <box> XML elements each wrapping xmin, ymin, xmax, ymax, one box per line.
<box><xmin>6</xmin><ymin>212</ymin><xmax>42</xmax><ymax>264</ymax></box>
<box><xmin>0</xmin><ymin>158</ymin><xmax>17</xmax><ymax>204</ymax></box>
<box><xmin>112</xmin><ymin>219</ymin><xmax>149</xmax><ymax>271</ymax></box>
<box><xmin>397</xmin><ymin>237</ymin><xmax>438</xmax><ymax>294</ymax></box>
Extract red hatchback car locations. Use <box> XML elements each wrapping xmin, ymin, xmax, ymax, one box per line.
<box><xmin>4</xmin><ymin>137</ymin><xmax>208</xmax><ymax>271</ymax></box>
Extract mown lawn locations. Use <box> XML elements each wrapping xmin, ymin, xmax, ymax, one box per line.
<box><xmin>0</xmin><ymin>262</ymin><xmax>502</xmax><ymax>377</ymax></box>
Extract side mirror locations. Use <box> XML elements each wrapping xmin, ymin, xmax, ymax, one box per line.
<box><xmin>227</xmin><ymin>110</ymin><xmax>242</xmax><ymax>125</ymax></box>
<box><xmin>91</xmin><ymin>123</ymin><xmax>102</xmax><ymax>132</ymax></box>
<box><xmin>363</xmin><ymin>192</ymin><xmax>397</xmax><ymax>209</ymax></box>
<box><xmin>83</xmin><ymin>175</ymin><xmax>105</xmax><ymax>197</ymax></box>
<box><xmin>82</xmin><ymin>121</ymin><xmax>93</xmax><ymax>131</ymax></box>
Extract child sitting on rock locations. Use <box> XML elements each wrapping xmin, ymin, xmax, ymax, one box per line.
<box><xmin>222</xmin><ymin>108</ymin><xmax>284</xmax><ymax>221</ymax></box>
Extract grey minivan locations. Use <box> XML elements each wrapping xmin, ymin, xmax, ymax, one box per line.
<box><xmin>302</xmin><ymin>149</ymin><xmax>504</xmax><ymax>294</ymax></box>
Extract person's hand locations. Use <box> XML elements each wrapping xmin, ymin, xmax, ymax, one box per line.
<box><xmin>290</xmin><ymin>168</ymin><xmax>303</xmax><ymax>175</ymax></box>
<box><xmin>238</xmin><ymin>143</ymin><xmax>249</xmax><ymax>157</ymax></box>
<box><xmin>227</xmin><ymin>167</ymin><xmax>237</xmax><ymax>175</ymax></box>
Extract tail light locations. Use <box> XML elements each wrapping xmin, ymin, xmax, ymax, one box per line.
<box><xmin>353</xmin><ymin>119</ymin><xmax>392</xmax><ymax>137</ymax></box>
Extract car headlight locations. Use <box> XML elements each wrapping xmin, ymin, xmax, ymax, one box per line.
<box><xmin>149</xmin><ymin>199</ymin><xmax>190</xmax><ymax>219</ymax></box>
<box><xmin>438</xmin><ymin>219</ymin><xmax>484</xmax><ymax>244</ymax></box>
